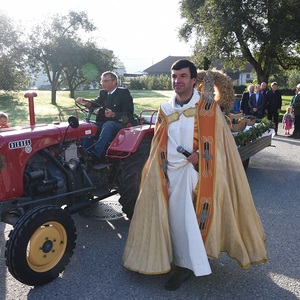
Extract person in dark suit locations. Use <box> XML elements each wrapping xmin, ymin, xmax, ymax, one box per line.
<box><xmin>259</xmin><ymin>82</ymin><xmax>268</xmax><ymax>118</ymax></box>
<box><xmin>249</xmin><ymin>84</ymin><xmax>266</xmax><ymax>119</ymax></box>
<box><xmin>260</xmin><ymin>82</ymin><xmax>268</xmax><ymax>97</ymax></box>
<box><xmin>265</xmin><ymin>82</ymin><xmax>282</xmax><ymax>135</ymax></box>
<box><xmin>240</xmin><ymin>85</ymin><xmax>254</xmax><ymax>116</ymax></box>
<box><xmin>76</xmin><ymin>71</ymin><xmax>134</xmax><ymax>161</ymax></box>
<box><xmin>288</xmin><ymin>83</ymin><xmax>300</xmax><ymax>139</ymax></box>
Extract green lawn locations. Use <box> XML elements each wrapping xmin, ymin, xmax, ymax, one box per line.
<box><xmin>0</xmin><ymin>90</ymin><xmax>292</xmax><ymax>127</ymax></box>
<box><xmin>0</xmin><ymin>90</ymin><xmax>173</xmax><ymax>126</ymax></box>
<box><xmin>281</xmin><ymin>95</ymin><xmax>293</xmax><ymax>113</ymax></box>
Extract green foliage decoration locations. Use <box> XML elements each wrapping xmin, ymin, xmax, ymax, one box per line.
<box><xmin>233</xmin><ymin>119</ymin><xmax>275</xmax><ymax>148</ymax></box>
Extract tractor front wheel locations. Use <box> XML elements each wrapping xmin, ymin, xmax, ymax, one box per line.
<box><xmin>5</xmin><ymin>205</ymin><xmax>76</xmax><ymax>286</ymax></box>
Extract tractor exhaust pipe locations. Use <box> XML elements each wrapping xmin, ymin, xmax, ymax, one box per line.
<box><xmin>24</xmin><ymin>92</ymin><xmax>37</xmax><ymax>126</ymax></box>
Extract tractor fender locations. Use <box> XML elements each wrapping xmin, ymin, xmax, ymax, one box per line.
<box><xmin>106</xmin><ymin>124</ymin><xmax>154</xmax><ymax>159</ymax></box>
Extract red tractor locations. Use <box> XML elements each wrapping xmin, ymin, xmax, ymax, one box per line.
<box><xmin>0</xmin><ymin>92</ymin><xmax>156</xmax><ymax>286</ymax></box>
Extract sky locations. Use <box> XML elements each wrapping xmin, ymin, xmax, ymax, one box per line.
<box><xmin>1</xmin><ymin>0</ymin><xmax>193</xmax><ymax>73</ymax></box>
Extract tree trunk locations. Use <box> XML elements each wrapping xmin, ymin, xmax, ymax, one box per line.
<box><xmin>51</xmin><ymin>86</ymin><xmax>57</xmax><ymax>105</ymax></box>
<box><xmin>69</xmin><ymin>88</ymin><xmax>75</xmax><ymax>99</ymax></box>
<box><xmin>50</xmin><ymin>72</ymin><xmax>60</xmax><ymax>105</ymax></box>
<box><xmin>255</xmin><ymin>66</ymin><xmax>271</xmax><ymax>85</ymax></box>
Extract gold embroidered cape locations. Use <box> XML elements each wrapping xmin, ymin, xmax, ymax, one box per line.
<box><xmin>123</xmin><ymin>96</ymin><xmax>268</xmax><ymax>274</ymax></box>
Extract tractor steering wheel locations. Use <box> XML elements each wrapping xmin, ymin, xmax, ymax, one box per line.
<box><xmin>75</xmin><ymin>99</ymin><xmax>102</xmax><ymax>115</ymax></box>
<box><xmin>75</xmin><ymin>99</ymin><xmax>103</xmax><ymax>123</ymax></box>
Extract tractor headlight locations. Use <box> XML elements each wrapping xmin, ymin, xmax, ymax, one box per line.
<box><xmin>68</xmin><ymin>159</ymin><xmax>80</xmax><ymax>171</ymax></box>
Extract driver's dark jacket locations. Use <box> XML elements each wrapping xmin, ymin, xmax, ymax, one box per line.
<box><xmin>92</xmin><ymin>88</ymin><xmax>134</xmax><ymax>125</ymax></box>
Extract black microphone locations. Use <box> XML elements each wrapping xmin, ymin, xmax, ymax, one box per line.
<box><xmin>177</xmin><ymin>146</ymin><xmax>191</xmax><ymax>157</ymax></box>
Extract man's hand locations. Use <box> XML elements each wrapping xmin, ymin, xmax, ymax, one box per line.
<box><xmin>76</xmin><ymin>97</ymin><xmax>85</xmax><ymax>103</ymax></box>
<box><xmin>105</xmin><ymin>108</ymin><xmax>115</xmax><ymax>118</ymax></box>
<box><xmin>187</xmin><ymin>151</ymin><xmax>199</xmax><ymax>165</ymax></box>
<box><xmin>76</xmin><ymin>97</ymin><xmax>91</xmax><ymax>108</ymax></box>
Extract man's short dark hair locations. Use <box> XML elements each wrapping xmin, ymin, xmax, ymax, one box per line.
<box><xmin>171</xmin><ymin>59</ymin><xmax>197</xmax><ymax>79</ymax></box>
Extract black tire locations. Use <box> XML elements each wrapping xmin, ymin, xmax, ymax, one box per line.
<box><xmin>5</xmin><ymin>205</ymin><xmax>77</xmax><ymax>286</ymax></box>
<box><xmin>118</xmin><ymin>137</ymin><xmax>152</xmax><ymax>219</ymax></box>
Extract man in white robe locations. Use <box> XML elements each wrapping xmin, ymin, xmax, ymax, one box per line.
<box><xmin>162</xmin><ymin>87</ymin><xmax>212</xmax><ymax>282</ymax></box>
<box><xmin>123</xmin><ymin>60</ymin><xmax>267</xmax><ymax>291</ymax></box>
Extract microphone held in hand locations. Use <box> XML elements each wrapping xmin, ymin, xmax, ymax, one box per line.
<box><xmin>176</xmin><ymin>146</ymin><xmax>191</xmax><ymax>157</ymax></box>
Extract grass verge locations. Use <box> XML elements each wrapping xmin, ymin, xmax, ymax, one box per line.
<box><xmin>0</xmin><ymin>90</ymin><xmax>292</xmax><ymax>126</ymax></box>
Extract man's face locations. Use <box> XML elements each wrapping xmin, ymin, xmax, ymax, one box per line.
<box><xmin>272</xmin><ymin>84</ymin><xmax>278</xmax><ymax>91</ymax></box>
<box><xmin>100</xmin><ymin>75</ymin><xmax>116</xmax><ymax>92</ymax></box>
<box><xmin>171</xmin><ymin>67</ymin><xmax>196</xmax><ymax>96</ymax></box>
<box><xmin>261</xmin><ymin>82</ymin><xmax>267</xmax><ymax>90</ymax></box>
<box><xmin>255</xmin><ymin>85</ymin><xmax>261</xmax><ymax>93</ymax></box>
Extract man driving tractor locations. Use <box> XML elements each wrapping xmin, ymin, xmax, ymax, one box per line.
<box><xmin>76</xmin><ymin>71</ymin><xmax>134</xmax><ymax>162</ymax></box>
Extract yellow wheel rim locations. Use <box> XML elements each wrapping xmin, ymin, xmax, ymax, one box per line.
<box><xmin>27</xmin><ymin>221</ymin><xmax>67</xmax><ymax>273</ymax></box>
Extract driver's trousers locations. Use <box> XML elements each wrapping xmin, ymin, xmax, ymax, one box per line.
<box><xmin>82</xmin><ymin>120</ymin><xmax>125</xmax><ymax>161</ymax></box>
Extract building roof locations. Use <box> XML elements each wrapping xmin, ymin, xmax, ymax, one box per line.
<box><xmin>213</xmin><ymin>60</ymin><xmax>254</xmax><ymax>74</ymax></box>
<box><xmin>143</xmin><ymin>56</ymin><xmax>255</xmax><ymax>84</ymax></box>
<box><xmin>143</xmin><ymin>56</ymin><xmax>190</xmax><ymax>75</ymax></box>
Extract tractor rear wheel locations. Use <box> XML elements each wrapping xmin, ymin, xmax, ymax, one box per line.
<box><xmin>118</xmin><ymin>137</ymin><xmax>152</xmax><ymax>219</ymax></box>
<box><xmin>5</xmin><ymin>205</ymin><xmax>76</xmax><ymax>286</ymax></box>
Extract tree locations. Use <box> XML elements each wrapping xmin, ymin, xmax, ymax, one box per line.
<box><xmin>179</xmin><ymin>0</ymin><xmax>300</xmax><ymax>84</ymax></box>
<box><xmin>61</xmin><ymin>43</ymin><xmax>115</xmax><ymax>98</ymax></box>
<box><xmin>24</xmin><ymin>11</ymin><xmax>99</xmax><ymax>104</ymax></box>
<box><xmin>287</xmin><ymin>70</ymin><xmax>300</xmax><ymax>89</ymax></box>
<box><xmin>0</xmin><ymin>12</ymin><xmax>28</xmax><ymax>91</ymax></box>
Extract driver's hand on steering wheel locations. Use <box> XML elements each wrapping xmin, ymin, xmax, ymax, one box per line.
<box><xmin>76</xmin><ymin>97</ymin><xmax>91</xmax><ymax>108</ymax></box>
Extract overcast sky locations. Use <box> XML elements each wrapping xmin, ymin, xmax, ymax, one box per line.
<box><xmin>1</xmin><ymin>0</ymin><xmax>193</xmax><ymax>73</ymax></box>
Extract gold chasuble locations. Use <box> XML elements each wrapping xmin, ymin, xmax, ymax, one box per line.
<box><xmin>123</xmin><ymin>94</ymin><xmax>268</xmax><ymax>275</ymax></box>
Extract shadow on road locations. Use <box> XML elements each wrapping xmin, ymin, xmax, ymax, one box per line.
<box><xmin>24</xmin><ymin>212</ymin><xmax>299</xmax><ymax>300</ymax></box>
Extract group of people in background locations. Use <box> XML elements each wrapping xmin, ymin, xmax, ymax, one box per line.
<box><xmin>239</xmin><ymin>81</ymin><xmax>300</xmax><ymax>138</ymax></box>
<box><xmin>240</xmin><ymin>82</ymin><xmax>300</xmax><ymax>139</ymax></box>
<box><xmin>240</xmin><ymin>81</ymin><xmax>282</xmax><ymax>135</ymax></box>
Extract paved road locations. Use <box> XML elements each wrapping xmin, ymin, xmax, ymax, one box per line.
<box><xmin>1</xmin><ymin>124</ymin><xmax>300</xmax><ymax>300</ymax></box>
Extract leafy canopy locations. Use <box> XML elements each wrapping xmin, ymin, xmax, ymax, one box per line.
<box><xmin>179</xmin><ymin>0</ymin><xmax>300</xmax><ymax>83</ymax></box>
<box><xmin>0</xmin><ymin>12</ymin><xmax>28</xmax><ymax>91</ymax></box>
